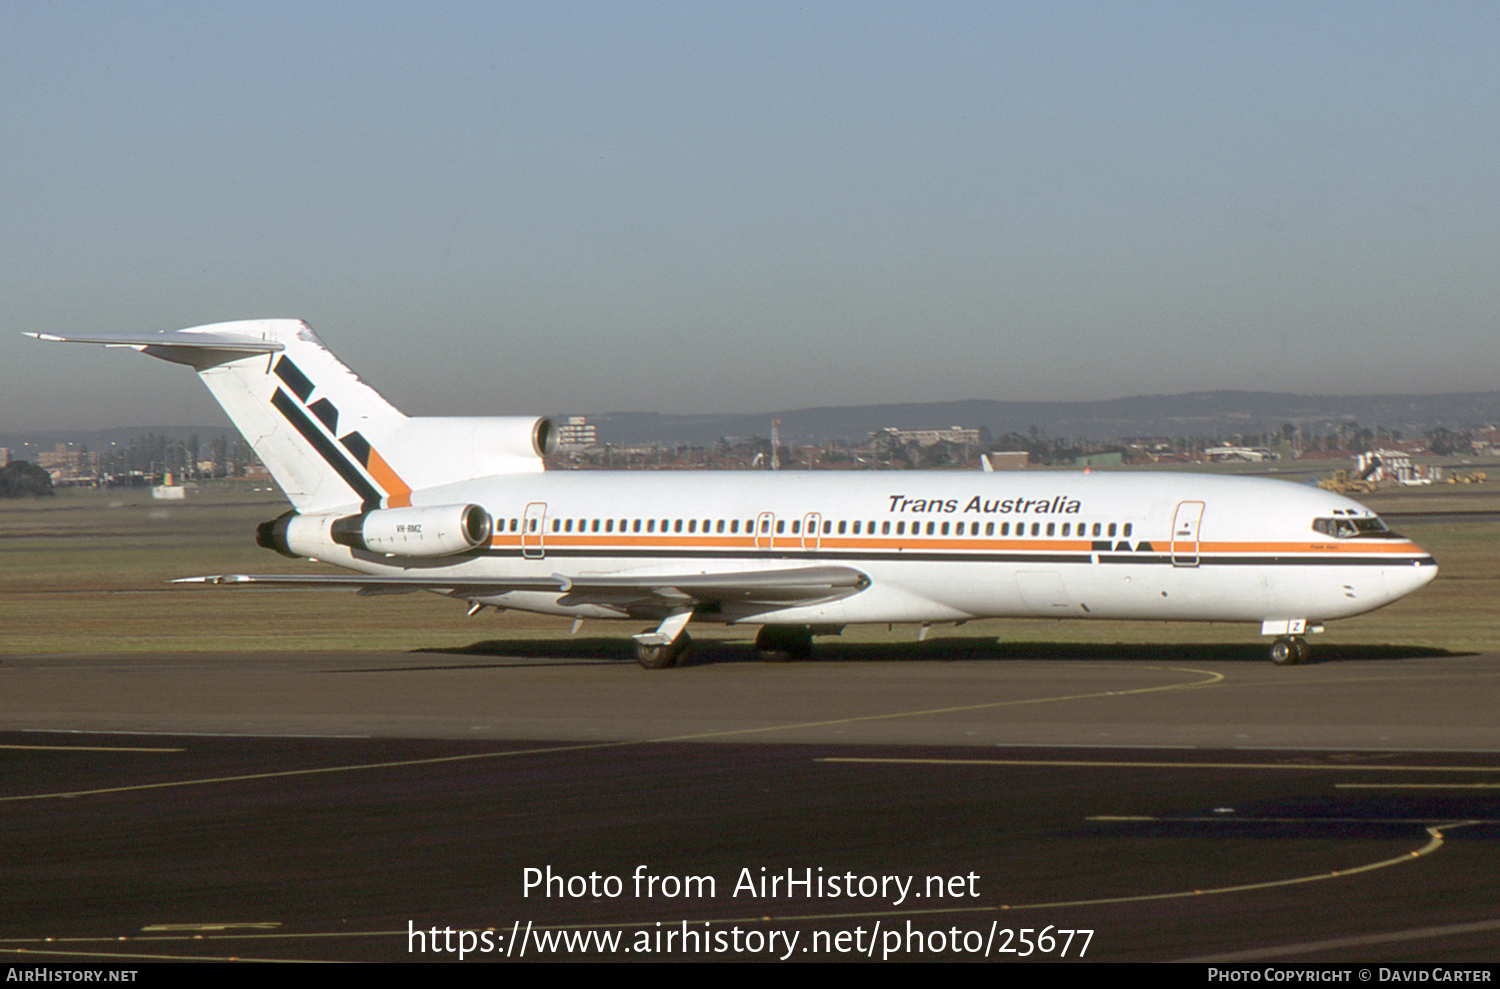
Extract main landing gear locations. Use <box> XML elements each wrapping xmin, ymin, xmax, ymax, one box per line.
<box><xmin>756</xmin><ymin>625</ymin><xmax>813</xmax><ymax>663</ymax></box>
<box><xmin>633</xmin><ymin>608</ymin><xmax>695</xmax><ymax>669</ymax></box>
<box><xmin>1269</xmin><ymin>635</ymin><xmax>1311</xmax><ymax>666</ymax></box>
<box><xmin>635</xmin><ymin>632</ymin><xmax>692</xmax><ymax>669</ymax></box>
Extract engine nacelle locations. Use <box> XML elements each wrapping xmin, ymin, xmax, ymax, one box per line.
<box><xmin>257</xmin><ymin>504</ymin><xmax>492</xmax><ymax>559</ymax></box>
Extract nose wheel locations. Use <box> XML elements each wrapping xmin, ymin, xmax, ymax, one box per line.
<box><xmin>1269</xmin><ymin>635</ymin><xmax>1310</xmax><ymax>666</ymax></box>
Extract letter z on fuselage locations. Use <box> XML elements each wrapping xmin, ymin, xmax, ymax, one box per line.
<box><xmin>31</xmin><ymin>320</ymin><xmax>1437</xmax><ymax>668</ymax></box>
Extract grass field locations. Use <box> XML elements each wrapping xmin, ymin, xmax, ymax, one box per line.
<box><xmin>1</xmin><ymin>482</ymin><xmax>1495</xmax><ymax>656</ymax></box>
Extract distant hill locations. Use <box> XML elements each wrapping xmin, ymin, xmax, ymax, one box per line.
<box><xmin>570</xmin><ymin>391</ymin><xmax>1500</xmax><ymax>447</ymax></box>
<box><xmin>6</xmin><ymin>390</ymin><xmax>1500</xmax><ymax>454</ymax></box>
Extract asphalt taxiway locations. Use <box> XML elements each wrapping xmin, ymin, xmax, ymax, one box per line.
<box><xmin>3</xmin><ymin>642</ymin><xmax>1499</xmax><ymax>962</ymax></box>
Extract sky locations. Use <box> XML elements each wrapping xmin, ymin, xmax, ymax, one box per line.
<box><xmin>3</xmin><ymin>1</ymin><xmax>1498</xmax><ymax>431</ymax></box>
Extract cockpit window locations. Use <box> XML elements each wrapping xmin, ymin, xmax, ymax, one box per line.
<box><xmin>1312</xmin><ymin>516</ymin><xmax>1400</xmax><ymax>538</ymax></box>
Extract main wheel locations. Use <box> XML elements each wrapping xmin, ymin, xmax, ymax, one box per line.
<box><xmin>756</xmin><ymin>625</ymin><xmax>813</xmax><ymax>662</ymax></box>
<box><xmin>1269</xmin><ymin>637</ymin><xmax>1300</xmax><ymax>666</ymax></box>
<box><xmin>636</xmin><ymin>632</ymin><xmax>691</xmax><ymax>669</ymax></box>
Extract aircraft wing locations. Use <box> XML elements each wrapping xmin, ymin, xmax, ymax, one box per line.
<box><xmin>174</xmin><ymin>566</ymin><xmax>870</xmax><ymax>606</ymax></box>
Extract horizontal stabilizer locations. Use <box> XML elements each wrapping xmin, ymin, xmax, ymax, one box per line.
<box><xmin>26</xmin><ymin>330</ymin><xmax>283</xmax><ymax>357</ymax></box>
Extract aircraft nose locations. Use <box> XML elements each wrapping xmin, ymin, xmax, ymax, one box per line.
<box><xmin>1384</xmin><ymin>550</ymin><xmax>1438</xmax><ymax>601</ymax></box>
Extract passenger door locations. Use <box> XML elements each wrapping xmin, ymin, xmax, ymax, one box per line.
<box><xmin>522</xmin><ymin>502</ymin><xmax>547</xmax><ymax>559</ymax></box>
<box><xmin>1171</xmin><ymin>501</ymin><xmax>1204</xmax><ymax>567</ymax></box>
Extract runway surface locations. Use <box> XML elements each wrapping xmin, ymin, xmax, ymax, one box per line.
<box><xmin>3</xmin><ymin>641</ymin><xmax>1500</xmax><ymax>962</ymax></box>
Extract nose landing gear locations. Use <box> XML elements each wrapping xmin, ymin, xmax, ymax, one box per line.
<box><xmin>1269</xmin><ymin>636</ymin><xmax>1311</xmax><ymax>666</ymax></box>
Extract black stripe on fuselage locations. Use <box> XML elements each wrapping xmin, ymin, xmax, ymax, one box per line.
<box><xmin>476</xmin><ymin>546</ymin><xmax>1431</xmax><ymax>568</ymax></box>
<box><xmin>269</xmin><ymin>387</ymin><xmax>382</xmax><ymax>509</ymax></box>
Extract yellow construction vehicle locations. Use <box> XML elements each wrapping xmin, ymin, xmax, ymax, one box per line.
<box><xmin>1318</xmin><ymin>469</ymin><xmax>1378</xmax><ymax>494</ymax></box>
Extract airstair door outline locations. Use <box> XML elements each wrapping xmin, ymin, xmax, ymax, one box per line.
<box><xmin>755</xmin><ymin>512</ymin><xmax>776</xmax><ymax>550</ymax></box>
<box><xmin>522</xmin><ymin>502</ymin><xmax>547</xmax><ymax>559</ymax></box>
<box><xmin>1171</xmin><ymin>501</ymin><xmax>1204</xmax><ymax>567</ymax></box>
<box><xmin>802</xmin><ymin>512</ymin><xmax>822</xmax><ymax>552</ymax></box>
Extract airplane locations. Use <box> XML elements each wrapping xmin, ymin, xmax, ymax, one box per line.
<box><xmin>30</xmin><ymin>319</ymin><xmax>1438</xmax><ymax>668</ymax></box>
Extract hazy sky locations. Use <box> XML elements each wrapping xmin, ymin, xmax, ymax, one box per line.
<box><xmin>4</xmin><ymin>1</ymin><xmax>1498</xmax><ymax>431</ymax></box>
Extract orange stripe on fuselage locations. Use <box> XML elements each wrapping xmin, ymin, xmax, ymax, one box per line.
<box><xmin>483</xmin><ymin>533</ymin><xmax>1428</xmax><ymax>557</ymax></box>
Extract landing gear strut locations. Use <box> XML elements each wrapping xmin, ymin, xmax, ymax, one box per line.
<box><xmin>756</xmin><ymin>625</ymin><xmax>813</xmax><ymax>662</ymax></box>
<box><xmin>1269</xmin><ymin>635</ymin><xmax>1310</xmax><ymax>666</ymax></box>
<box><xmin>633</xmin><ymin>608</ymin><xmax>694</xmax><ymax>669</ymax></box>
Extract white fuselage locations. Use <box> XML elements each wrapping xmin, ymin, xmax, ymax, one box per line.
<box><xmin>304</xmin><ymin>469</ymin><xmax>1436</xmax><ymax>629</ymax></box>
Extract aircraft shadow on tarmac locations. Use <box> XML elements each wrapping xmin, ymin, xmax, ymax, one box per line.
<box><xmin>412</xmin><ymin>637</ymin><xmax>1459</xmax><ymax>666</ymax></box>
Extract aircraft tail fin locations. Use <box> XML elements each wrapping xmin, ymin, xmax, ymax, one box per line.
<box><xmin>29</xmin><ymin>320</ymin><xmax>554</xmax><ymax>513</ymax></box>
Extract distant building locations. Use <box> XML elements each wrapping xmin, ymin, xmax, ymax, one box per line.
<box><xmin>1203</xmin><ymin>445</ymin><xmax>1274</xmax><ymax>463</ymax></box>
<box><xmin>36</xmin><ymin>443</ymin><xmax>84</xmax><ymax>472</ymax></box>
<box><xmin>36</xmin><ymin>443</ymin><xmax>95</xmax><ymax>482</ymax></box>
<box><xmin>556</xmin><ymin>416</ymin><xmax>599</xmax><ymax>450</ymax></box>
<box><xmin>871</xmin><ymin>426</ymin><xmax>981</xmax><ymax>448</ymax></box>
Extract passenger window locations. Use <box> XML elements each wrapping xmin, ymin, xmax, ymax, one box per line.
<box><xmin>1031</xmin><ymin>522</ymin><xmax>1040</xmax><ymax>536</ymax></box>
<box><xmin>1092</xmin><ymin>523</ymin><xmax>1101</xmax><ymax>537</ymax></box>
<box><xmin>985</xmin><ymin>522</ymin><xmax>994</xmax><ymax>536</ymax></box>
<box><xmin>717</xmin><ymin>520</ymin><xmax>725</xmax><ymax>533</ymax></box>
<box><xmin>688</xmin><ymin>520</ymin><xmax>696</xmax><ymax>533</ymax></box>
<box><xmin>730</xmin><ymin>520</ymin><xmax>739</xmax><ymax>534</ymax></box>
<box><xmin>674</xmin><ymin>520</ymin><xmax>683</xmax><ymax>533</ymax></box>
<box><xmin>1123</xmin><ymin>523</ymin><xmax>1132</xmax><ymax>537</ymax></box>
<box><xmin>896</xmin><ymin>521</ymin><xmax>905</xmax><ymax>535</ymax></box>
<box><xmin>552</xmin><ymin>519</ymin><xmax>560</xmax><ymax>533</ymax></box>
<box><xmin>1108</xmin><ymin>523</ymin><xmax>1117</xmax><ymax>537</ymax></box>
<box><xmin>940</xmin><ymin>522</ymin><xmax>950</xmax><ymax>536</ymax></box>
<box><xmin>1046</xmin><ymin>522</ymin><xmax>1055</xmax><ymax>536</ymax></box>
<box><xmin>647</xmin><ymin>520</ymin><xmax>656</xmax><ymax>533</ymax></box>
<box><xmin>882</xmin><ymin>521</ymin><xmax>891</xmax><ymax>535</ymax></box>
<box><xmin>776</xmin><ymin>520</ymin><xmax>785</xmax><ymax>534</ymax></box>
<box><xmin>852</xmin><ymin>521</ymin><xmax>861</xmax><ymax>535</ymax></box>
<box><xmin>792</xmin><ymin>520</ymin><xmax>801</xmax><ymax>534</ymax></box>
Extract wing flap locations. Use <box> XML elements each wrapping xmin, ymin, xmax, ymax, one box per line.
<box><xmin>174</xmin><ymin>566</ymin><xmax>869</xmax><ymax>607</ymax></box>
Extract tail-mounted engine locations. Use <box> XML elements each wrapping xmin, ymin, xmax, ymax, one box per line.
<box><xmin>257</xmin><ymin>504</ymin><xmax>492</xmax><ymax>559</ymax></box>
